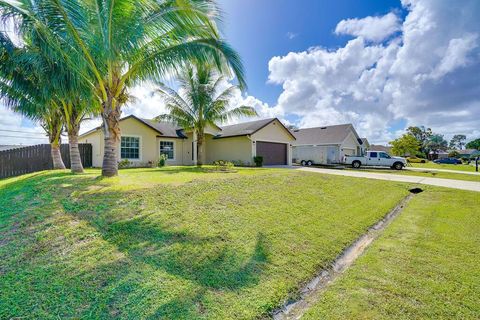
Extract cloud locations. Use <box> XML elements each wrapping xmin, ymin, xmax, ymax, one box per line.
<box><xmin>267</xmin><ymin>0</ymin><xmax>480</xmax><ymax>143</ymax></box>
<box><xmin>335</xmin><ymin>12</ymin><xmax>401</xmax><ymax>42</ymax></box>
<box><xmin>0</xmin><ymin>105</ymin><xmax>49</xmax><ymax>145</ymax></box>
<box><xmin>286</xmin><ymin>32</ymin><xmax>298</xmax><ymax>40</ymax></box>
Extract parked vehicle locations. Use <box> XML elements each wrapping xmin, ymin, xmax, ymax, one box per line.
<box><xmin>433</xmin><ymin>157</ymin><xmax>462</xmax><ymax>164</ymax></box>
<box><xmin>406</xmin><ymin>156</ymin><xmax>427</xmax><ymax>163</ymax></box>
<box><xmin>345</xmin><ymin>151</ymin><xmax>407</xmax><ymax>170</ymax></box>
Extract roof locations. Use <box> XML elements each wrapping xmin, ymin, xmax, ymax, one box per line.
<box><xmin>369</xmin><ymin>144</ymin><xmax>392</xmax><ymax>153</ymax></box>
<box><xmin>457</xmin><ymin>149</ymin><xmax>479</xmax><ymax>155</ymax></box>
<box><xmin>79</xmin><ymin>115</ymin><xmax>295</xmax><ymax>140</ymax></box>
<box><xmin>215</xmin><ymin>118</ymin><xmax>296</xmax><ymax>140</ymax></box>
<box><xmin>360</xmin><ymin>138</ymin><xmax>370</xmax><ymax>146</ymax></box>
<box><xmin>291</xmin><ymin>124</ymin><xmax>360</xmax><ymax>146</ymax></box>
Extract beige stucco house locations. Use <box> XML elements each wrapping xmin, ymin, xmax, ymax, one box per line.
<box><xmin>79</xmin><ymin>115</ymin><xmax>295</xmax><ymax>167</ymax></box>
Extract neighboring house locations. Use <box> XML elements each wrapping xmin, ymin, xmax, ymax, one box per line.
<box><xmin>428</xmin><ymin>150</ymin><xmax>448</xmax><ymax>160</ymax></box>
<box><xmin>79</xmin><ymin>115</ymin><xmax>295</xmax><ymax>167</ymax></box>
<box><xmin>457</xmin><ymin>149</ymin><xmax>480</xmax><ymax>158</ymax></box>
<box><xmin>291</xmin><ymin>124</ymin><xmax>363</xmax><ymax>164</ymax></box>
<box><xmin>369</xmin><ymin>144</ymin><xmax>392</xmax><ymax>154</ymax></box>
<box><xmin>360</xmin><ymin>138</ymin><xmax>370</xmax><ymax>155</ymax></box>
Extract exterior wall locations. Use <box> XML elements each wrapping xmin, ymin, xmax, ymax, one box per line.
<box><xmin>251</xmin><ymin>119</ymin><xmax>295</xmax><ymax>165</ymax></box>
<box><xmin>79</xmin><ymin>117</ymin><xmax>186</xmax><ymax>167</ymax></box>
<box><xmin>205</xmin><ymin>135</ymin><xmax>253</xmax><ymax>165</ymax></box>
<box><xmin>79</xmin><ymin>130</ymin><xmax>103</xmax><ymax>167</ymax></box>
<box><xmin>340</xmin><ymin>131</ymin><xmax>362</xmax><ymax>161</ymax></box>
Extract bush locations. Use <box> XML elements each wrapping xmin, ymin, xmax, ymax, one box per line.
<box><xmin>157</xmin><ymin>154</ymin><xmax>167</xmax><ymax>167</ymax></box>
<box><xmin>212</xmin><ymin>160</ymin><xmax>234</xmax><ymax>171</ymax></box>
<box><xmin>253</xmin><ymin>156</ymin><xmax>263</xmax><ymax>167</ymax></box>
<box><xmin>448</xmin><ymin>150</ymin><xmax>460</xmax><ymax>158</ymax></box>
<box><xmin>118</xmin><ymin>159</ymin><xmax>132</xmax><ymax>169</ymax></box>
<box><xmin>231</xmin><ymin>160</ymin><xmax>245</xmax><ymax>167</ymax></box>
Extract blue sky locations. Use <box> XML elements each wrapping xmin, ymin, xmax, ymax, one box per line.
<box><xmin>220</xmin><ymin>0</ymin><xmax>403</xmax><ymax>105</ymax></box>
<box><xmin>1</xmin><ymin>0</ymin><xmax>479</xmax><ymax>145</ymax></box>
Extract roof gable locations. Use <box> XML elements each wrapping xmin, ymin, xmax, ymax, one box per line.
<box><xmin>215</xmin><ymin>118</ymin><xmax>295</xmax><ymax>140</ymax></box>
<box><xmin>292</xmin><ymin>124</ymin><xmax>360</xmax><ymax>146</ymax></box>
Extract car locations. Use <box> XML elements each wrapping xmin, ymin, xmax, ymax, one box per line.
<box><xmin>433</xmin><ymin>157</ymin><xmax>462</xmax><ymax>164</ymax></box>
<box><xmin>345</xmin><ymin>151</ymin><xmax>407</xmax><ymax>170</ymax></box>
<box><xmin>406</xmin><ymin>156</ymin><xmax>427</xmax><ymax>163</ymax></box>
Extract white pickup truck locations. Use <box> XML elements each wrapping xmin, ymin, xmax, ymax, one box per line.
<box><xmin>345</xmin><ymin>151</ymin><xmax>407</xmax><ymax>170</ymax></box>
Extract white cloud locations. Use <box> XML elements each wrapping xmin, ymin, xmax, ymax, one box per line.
<box><xmin>335</xmin><ymin>12</ymin><xmax>401</xmax><ymax>42</ymax></box>
<box><xmin>286</xmin><ymin>32</ymin><xmax>298</xmax><ymax>40</ymax></box>
<box><xmin>0</xmin><ymin>105</ymin><xmax>48</xmax><ymax>145</ymax></box>
<box><xmin>267</xmin><ymin>0</ymin><xmax>480</xmax><ymax>144</ymax></box>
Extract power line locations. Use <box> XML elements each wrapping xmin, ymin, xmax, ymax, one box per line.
<box><xmin>0</xmin><ymin>128</ymin><xmax>46</xmax><ymax>134</ymax></box>
<box><xmin>0</xmin><ymin>134</ymin><xmax>48</xmax><ymax>139</ymax></box>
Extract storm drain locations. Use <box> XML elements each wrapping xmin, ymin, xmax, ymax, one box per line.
<box><xmin>272</xmin><ymin>191</ymin><xmax>417</xmax><ymax>320</ymax></box>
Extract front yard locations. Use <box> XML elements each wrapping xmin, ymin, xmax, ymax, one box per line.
<box><xmin>410</xmin><ymin>162</ymin><xmax>478</xmax><ymax>172</ymax></box>
<box><xmin>304</xmin><ymin>187</ymin><xmax>480</xmax><ymax>319</ymax></box>
<box><xmin>0</xmin><ymin>167</ymin><xmax>408</xmax><ymax>319</ymax></box>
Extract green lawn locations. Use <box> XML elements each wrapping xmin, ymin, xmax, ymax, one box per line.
<box><xmin>410</xmin><ymin>162</ymin><xmax>478</xmax><ymax>172</ymax></box>
<box><xmin>0</xmin><ymin>167</ymin><xmax>410</xmax><ymax>319</ymax></box>
<box><xmin>354</xmin><ymin>167</ymin><xmax>480</xmax><ymax>182</ymax></box>
<box><xmin>304</xmin><ymin>188</ymin><xmax>480</xmax><ymax>319</ymax></box>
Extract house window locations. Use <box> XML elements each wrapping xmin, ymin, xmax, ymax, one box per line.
<box><xmin>160</xmin><ymin>141</ymin><xmax>174</xmax><ymax>160</ymax></box>
<box><xmin>121</xmin><ymin>136</ymin><xmax>140</xmax><ymax>159</ymax></box>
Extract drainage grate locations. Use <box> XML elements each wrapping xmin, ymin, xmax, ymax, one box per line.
<box><xmin>409</xmin><ymin>188</ymin><xmax>423</xmax><ymax>194</ymax></box>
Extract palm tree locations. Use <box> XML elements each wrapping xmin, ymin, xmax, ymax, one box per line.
<box><xmin>0</xmin><ymin>32</ymin><xmax>95</xmax><ymax>173</ymax></box>
<box><xmin>1</xmin><ymin>0</ymin><xmax>246</xmax><ymax>176</ymax></box>
<box><xmin>156</xmin><ymin>64</ymin><xmax>257</xmax><ymax>165</ymax></box>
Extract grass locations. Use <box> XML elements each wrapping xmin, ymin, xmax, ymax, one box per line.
<box><xmin>410</xmin><ymin>162</ymin><xmax>478</xmax><ymax>172</ymax></box>
<box><xmin>0</xmin><ymin>167</ymin><xmax>410</xmax><ymax>319</ymax></box>
<box><xmin>351</xmin><ymin>167</ymin><xmax>480</xmax><ymax>182</ymax></box>
<box><xmin>304</xmin><ymin>187</ymin><xmax>480</xmax><ymax>319</ymax></box>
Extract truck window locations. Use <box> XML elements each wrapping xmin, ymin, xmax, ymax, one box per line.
<box><xmin>369</xmin><ymin>152</ymin><xmax>377</xmax><ymax>158</ymax></box>
<box><xmin>379</xmin><ymin>152</ymin><xmax>391</xmax><ymax>158</ymax></box>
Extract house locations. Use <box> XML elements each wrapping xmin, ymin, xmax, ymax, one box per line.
<box><xmin>368</xmin><ymin>144</ymin><xmax>392</xmax><ymax>154</ymax></box>
<box><xmin>291</xmin><ymin>124</ymin><xmax>363</xmax><ymax>164</ymax></box>
<box><xmin>78</xmin><ymin>115</ymin><xmax>296</xmax><ymax>167</ymax></box>
<box><xmin>457</xmin><ymin>149</ymin><xmax>480</xmax><ymax>158</ymax></box>
<box><xmin>360</xmin><ymin>138</ymin><xmax>370</xmax><ymax>154</ymax></box>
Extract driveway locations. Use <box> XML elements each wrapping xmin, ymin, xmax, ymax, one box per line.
<box><xmin>296</xmin><ymin>167</ymin><xmax>480</xmax><ymax>192</ymax></box>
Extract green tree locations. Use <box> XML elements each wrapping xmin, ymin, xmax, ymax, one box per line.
<box><xmin>466</xmin><ymin>138</ymin><xmax>480</xmax><ymax>150</ymax></box>
<box><xmin>449</xmin><ymin>134</ymin><xmax>466</xmax><ymax>150</ymax></box>
<box><xmin>390</xmin><ymin>134</ymin><xmax>421</xmax><ymax>156</ymax></box>
<box><xmin>406</xmin><ymin>126</ymin><xmax>432</xmax><ymax>154</ymax></box>
<box><xmin>2</xmin><ymin>0</ymin><xmax>246</xmax><ymax>176</ymax></box>
<box><xmin>156</xmin><ymin>64</ymin><xmax>257</xmax><ymax>165</ymax></box>
<box><xmin>426</xmin><ymin>134</ymin><xmax>448</xmax><ymax>155</ymax></box>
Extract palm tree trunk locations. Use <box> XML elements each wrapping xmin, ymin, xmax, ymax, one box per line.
<box><xmin>101</xmin><ymin>106</ymin><xmax>121</xmax><ymax>177</ymax></box>
<box><xmin>51</xmin><ymin>142</ymin><xmax>66</xmax><ymax>169</ymax></box>
<box><xmin>68</xmin><ymin>124</ymin><xmax>84</xmax><ymax>173</ymax></box>
<box><xmin>197</xmin><ymin>131</ymin><xmax>204</xmax><ymax>166</ymax></box>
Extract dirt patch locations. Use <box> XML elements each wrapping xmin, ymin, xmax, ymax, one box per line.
<box><xmin>272</xmin><ymin>193</ymin><xmax>415</xmax><ymax>320</ymax></box>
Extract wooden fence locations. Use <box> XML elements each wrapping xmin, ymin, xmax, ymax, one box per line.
<box><xmin>0</xmin><ymin>144</ymin><xmax>92</xmax><ymax>179</ymax></box>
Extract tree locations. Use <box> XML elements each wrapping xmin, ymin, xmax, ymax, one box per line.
<box><xmin>155</xmin><ymin>64</ymin><xmax>257</xmax><ymax>165</ymax></box>
<box><xmin>466</xmin><ymin>138</ymin><xmax>480</xmax><ymax>150</ymax></box>
<box><xmin>449</xmin><ymin>134</ymin><xmax>466</xmax><ymax>150</ymax></box>
<box><xmin>406</xmin><ymin>126</ymin><xmax>432</xmax><ymax>154</ymax></box>
<box><xmin>1</xmin><ymin>0</ymin><xmax>246</xmax><ymax>177</ymax></box>
<box><xmin>426</xmin><ymin>134</ymin><xmax>448</xmax><ymax>155</ymax></box>
<box><xmin>390</xmin><ymin>134</ymin><xmax>421</xmax><ymax>156</ymax></box>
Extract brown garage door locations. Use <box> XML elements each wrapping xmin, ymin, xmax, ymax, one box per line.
<box><xmin>256</xmin><ymin>141</ymin><xmax>287</xmax><ymax>165</ymax></box>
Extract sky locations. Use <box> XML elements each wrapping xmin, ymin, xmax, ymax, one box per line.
<box><xmin>1</xmin><ymin>0</ymin><xmax>479</xmax><ymax>145</ymax></box>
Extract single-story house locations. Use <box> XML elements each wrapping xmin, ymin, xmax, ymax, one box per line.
<box><xmin>79</xmin><ymin>115</ymin><xmax>296</xmax><ymax>167</ymax></box>
<box><xmin>457</xmin><ymin>149</ymin><xmax>480</xmax><ymax>158</ymax></box>
<box><xmin>368</xmin><ymin>144</ymin><xmax>392</xmax><ymax>154</ymax></box>
<box><xmin>291</xmin><ymin>124</ymin><xmax>363</xmax><ymax>164</ymax></box>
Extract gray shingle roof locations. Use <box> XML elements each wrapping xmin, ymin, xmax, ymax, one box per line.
<box><xmin>138</xmin><ymin>118</ymin><xmax>187</xmax><ymax>138</ymax></box>
<box><xmin>291</xmin><ymin>124</ymin><xmax>357</xmax><ymax>145</ymax></box>
<box><xmin>215</xmin><ymin>118</ymin><xmax>275</xmax><ymax>138</ymax></box>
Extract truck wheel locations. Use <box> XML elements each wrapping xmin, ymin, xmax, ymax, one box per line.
<box><xmin>352</xmin><ymin>161</ymin><xmax>361</xmax><ymax>169</ymax></box>
<box><xmin>301</xmin><ymin>160</ymin><xmax>307</xmax><ymax>166</ymax></box>
<box><xmin>393</xmin><ymin>162</ymin><xmax>403</xmax><ymax>170</ymax></box>
<box><xmin>307</xmin><ymin>160</ymin><xmax>313</xmax><ymax>166</ymax></box>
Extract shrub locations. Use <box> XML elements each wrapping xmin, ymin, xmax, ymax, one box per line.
<box><xmin>448</xmin><ymin>150</ymin><xmax>460</xmax><ymax>158</ymax></box>
<box><xmin>157</xmin><ymin>154</ymin><xmax>168</xmax><ymax>167</ymax></box>
<box><xmin>253</xmin><ymin>156</ymin><xmax>263</xmax><ymax>167</ymax></box>
<box><xmin>231</xmin><ymin>160</ymin><xmax>245</xmax><ymax>167</ymax></box>
<box><xmin>118</xmin><ymin>159</ymin><xmax>132</xmax><ymax>169</ymax></box>
<box><xmin>212</xmin><ymin>160</ymin><xmax>234</xmax><ymax>171</ymax></box>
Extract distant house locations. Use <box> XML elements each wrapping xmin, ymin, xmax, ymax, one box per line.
<box><xmin>79</xmin><ymin>115</ymin><xmax>295</xmax><ymax>167</ymax></box>
<box><xmin>360</xmin><ymin>138</ymin><xmax>370</xmax><ymax>154</ymax></box>
<box><xmin>291</xmin><ymin>124</ymin><xmax>363</xmax><ymax>164</ymax></box>
<box><xmin>457</xmin><ymin>149</ymin><xmax>480</xmax><ymax>158</ymax></box>
<box><xmin>369</xmin><ymin>144</ymin><xmax>392</xmax><ymax>154</ymax></box>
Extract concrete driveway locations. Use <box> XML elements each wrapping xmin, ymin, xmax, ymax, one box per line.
<box><xmin>296</xmin><ymin>167</ymin><xmax>480</xmax><ymax>192</ymax></box>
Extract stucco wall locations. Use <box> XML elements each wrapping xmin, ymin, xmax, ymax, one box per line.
<box><xmin>79</xmin><ymin>117</ymin><xmax>186</xmax><ymax>167</ymax></box>
<box><xmin>251</xmin><ymin>119</ymin><xmax>295</xmax><ymax>165</ymax></box>
<box><xmin>205</xmin><ymin>135</ymin><xmax>253</xmax><ymax>165</ymax></box>
<box><xmin>340</xmin><ymin>131</ymin><xmax>361</xmax><ymax>160</ymax></box>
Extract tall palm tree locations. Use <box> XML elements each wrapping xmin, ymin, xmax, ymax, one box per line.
<box><xmin>156</xmin><ymin>64</ymin><xmax>257</xmax><ymax>165</ymax></box>
<box><xmin>1</xmin><ymin>0</ymin><xmax>247</xmax><ymax>176</ymax></box>
<box><xmin>0</xmin><ymin>31</ymin><xmax>95</xmax><ymax>173</ymax></box>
